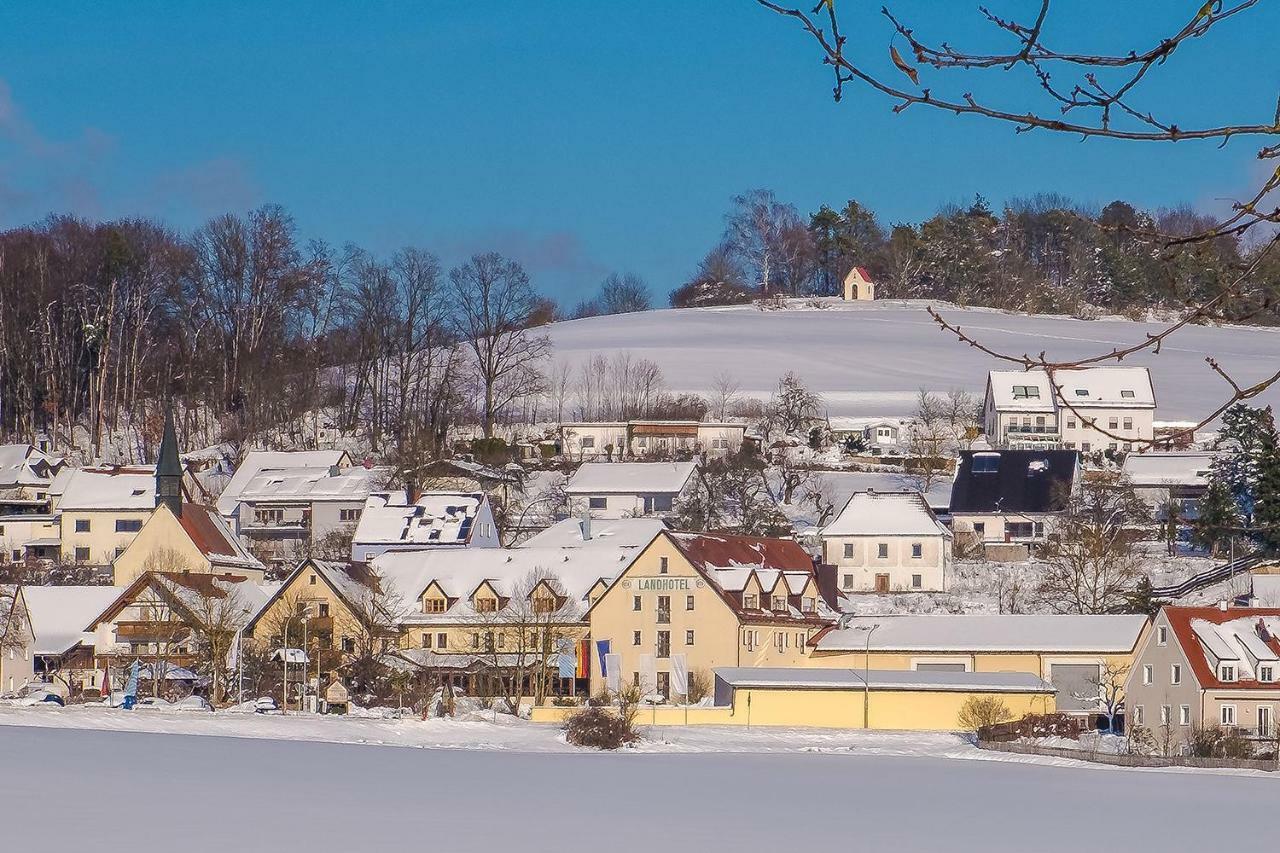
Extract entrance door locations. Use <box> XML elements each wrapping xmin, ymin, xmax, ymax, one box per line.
<box><xmin>1259</xmin><ymin>706</ymin><xmax>1273</xmax><ymax>737</ymax></box>
<box><xmin>874</xmin><ymin>574</ymin><xmax>890</xmax><ymax>593</ymax></box>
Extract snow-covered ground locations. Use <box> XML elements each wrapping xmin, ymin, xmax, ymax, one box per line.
<box><xmin>0</xmin><ymin>721</ymin><xmax>1273</xmax><ymax>852</ymax></box>
<box><xmin>547</xmin><ymin>300</ymin><xmax>1280</xmax><ymax>419</ymax></box>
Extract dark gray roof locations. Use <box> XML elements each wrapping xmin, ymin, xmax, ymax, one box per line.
<box><xmin>155</xmin><ymin>407</ymin><xmax>183</xmax><ymax>479</ymax></box>
<box><xmin>949</xmin><ymin>450</ymin><xmax>1078</xmax><ymax>514</ymax></box>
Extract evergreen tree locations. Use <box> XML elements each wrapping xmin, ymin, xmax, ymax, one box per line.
<box><xmin>1210</xmin><ymin>403</ymin><xmax>1277</xmax><ymax>525</ymax></box>
<box><xmin>1194</xmin><ymin>476</ymin><xmax>1240</xmax><ymax>558</ymax></box>
<box><xmin>1253</xmin><ymin>429</ymin><xmax>1280</xmax><ymax>554</ymax></box>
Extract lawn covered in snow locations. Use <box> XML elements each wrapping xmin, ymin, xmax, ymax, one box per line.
<box><xmin>0</xmin><ymin>721</ymin><xmax>1273</xmax><ymax>852</ymax></box>
<box><xmin>547</xmin><ymin>300</ymin><xmax>1280</xmax><ymax>419</ymax></box>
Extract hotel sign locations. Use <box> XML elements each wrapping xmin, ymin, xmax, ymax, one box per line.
<box><xmin>625</xmin><ymin>577</ymin><xmax>703</xmax><ymax>592</ymax></box>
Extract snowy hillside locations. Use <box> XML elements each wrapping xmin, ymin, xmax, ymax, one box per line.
<box><xmin>547</xmin><ymin>299</ymin><xmax>1280</xmax><ymax>420</ymax></box>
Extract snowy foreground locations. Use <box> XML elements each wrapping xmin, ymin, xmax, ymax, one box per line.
<box><xmin>0</xmin><ymin>720</ymin><xmax>1273</xmax><ymax>853</ymax></box>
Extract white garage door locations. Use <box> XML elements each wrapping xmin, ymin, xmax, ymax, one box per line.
<box><xmin>1050</xmin><ymin>663</ymin><xmax>1101</xmax><ymax>712</ymax></box>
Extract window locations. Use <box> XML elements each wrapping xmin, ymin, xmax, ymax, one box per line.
<box><xmin>842</xmin><ymin>574</ymin><xmax>854</xmax><ymax>589</ymax></box>
<box><xmin>75</xmin><ymin>519</ymin><xmax>91</xmax><ymax>533</ymax></box>
<box><xmin>659</xmin><ymin>556</ymin><xmax>669</xmax><ymax>574</ymax></box>
<box><xmin>1011</xmin><ymin>385</ymin><xmax>1039</xmax><ymax>399</ymax></box>
<box><xmin>973</xmin><ymin>522</ymin><xmax>985</xmax><ymax>536</ymax></box>
<box><xmin>877</xmin><ymin>543</ymin><xmax>888</xmax><ymax>559</ymax></box>
<box><xmin>1261</xmin><ymin>665</ymin><xmax>1275</xmax><ymax>683</ymax></box>
<box><xmin>633</xmin><ymin>630</ymin><xmax>642</xmax><ymax>646</ymax></box>
<box><xmin>483</xmin><ymin>632</ymin><xmax>494</xmax><ymax>651</ymax></box>
<box><xmin>911</xmin><ymin>543</ymin><xmax>922</xmax><ymax>558</ymax></box>
<box><xmin>686</xmin><ymin>594</ymin><xmax>695</xmax><ymax>611</ymax></box>
<box><xmin>588</xmin><ymin>497</ymin><xmax>607</xmax><ymax>510</ymax></box>
<box><xmin>972</xmin><ymin>455</ymin><xmax>999</xmax><ymax>473</ymax></box>
<box><xmin>74</xmin><ymin>546</ymin><xmax>90</xmax><ymax>562</ymax></box>
<box><xmin>114</xmin><ymin>547</ymin><xmax>126</xmax><ymax>559</ymax></box>
<box><xmin>309</xmin><ymin>574</ymin><xmax>317</xmax><ymax>585</ymax></box>
<box><xmin>743</xmin><ymin>594</ymin><xmax>757</xmax><ymax>609</ymax></box>
<box><xmin>254</xmin><ymin>508</ymin><xmax>284</xmax><ymax>526</ymax></box>
<box><xmin>1007</xmin><ymin>522</ymin><xmax>1034</xmax><ymax>539</ymax></box>
<box><xmin>437</xmin><ymin>633</ymin><xmax>447</xmax><ymax>648</ymax></box>
<box><xmin>1123</xmin><ymin>418</ymin><xmax>1133</xmax><ymax>431</ymax></box>
<box><xmin>339</xmin><ymin>508</ymin><xmax>359</xmax><ymax>522</ymax></box>
<box><xmin>1108</xmin><ymin>418</ymin><xmax>1119</xmax><ymax>430</ymax></box>
<box><xmin>1156</xmin><ymin>625</ymin><xmax>1167</xmax><ymax>646</ymax></box>
<box><xmin>581</xmin><ymin>436</ymin><xmax>595</xmax><ymax>449</ymax></box>
<box><xmin>475</xmin><ymin>597</ymin><xmax>497</xmax><ymax>613</ymax></box>
<box><xmin>342</xmin><ymin>636</ymin><xmax>355</xmax><ymax>653</ymax></box>
<box><xmin>802</xmin><ymin>597</ymin><xmax>815</xmax><ymax>612</ymax></box>
<box><xmin>1160</xmin><ymin>705</ymin><xmax>1170</xmax><ymax>726</ymax></box>
<box><xmin>843</xmin><ymin>543</ymin><xmax>854</xmax><ymax>559</ymax></box>
<box><xmin>685</xmin><ymin>630</ymin><xmax>695</xmax><ymax>645</ymax></box>
<box><xmin>1081</xmin><ymin>442</ymin><xmax>1091</xmax><ymax>452</ymax></box>
<box><xmin>911</xmin><ymin>574</ymin><xmax>922</xmax><ymax>589</ymax></box>
<box><xmin>633</xmin><ymin>595</ymin><xmax>641</xmax><ymax>611</ymax></box>
<box><xmin>770</xmin><ymin>595</ymin><xmax>785</xmax><ymax>611</ymax></box>
<box><xmin>318</xmin><ymin>603</ymin><xmax>329</xmax><ymax>617</ymax></box>
<box><xmin>497</xmin><ymin>633</ymin><xmax>505</xmax><ymax>649</ymax></box>
<box><xmin>656</xmin><ymin>631</ymin><xmax>670</xmax><ymax>658</ymax></box>
<box><xmin>1221</xmin><ymin>705</ymin><xmax>1236</xmax><ymax>726</ymax></box>
<box><xmin>657</xmin><ymin>595</ymin><xmax>670</xmax><ymax>623</ymax></box>
<box><xmin>1142</xmin><ymin>665</ymin><xmax>1152</xmax><ymax>685</ymax></box>
<box><xmin>424</xmin><ymin>598</ymin><xmax>446</xmax><ymax>614</ymax></box>
<box><xmin>1066</xmin><ymin>419</ymin><xmax>1077</xmax><ymax>430</ymax></box>
<box><xmin>1170</xmin><ymin>664</ymin><xmax>1181</xmax><ymax>685</ymax></box>
<box><xmin>1074</xmin><ymin>389</ymin><xmax>1089</xmax><ymax>397</ymax></box>
<box><xmin>470</xmin><ymin>633</ymin><xmax>479</xmax><ymax>649</ymax></box>
<box><xmin>1219</xmin><ymin>664</ymin><xmax>1236</xmax><ymax>682</ymax></box>
<box><xmin>422</xmin><ymin>633</ymin><xmax>432</xmax><ymax>649</ymax></box>
<box><xmin>1180</xmin><ymin>705</ymin><xmax>1191</xmax><ymax>726</ymax></box>
<box><xmin>1120</xmin><ymin>389</ymin><xmax>1136</xmax><ymax>398</ymax></box>
<box><xmin>1133</xmin><ymin>705</ymin><xmax>1144</xmax><ymax>725</ymax></box>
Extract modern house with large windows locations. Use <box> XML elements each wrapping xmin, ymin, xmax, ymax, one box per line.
<box><xmin>983</xmin><ymin>367</ymin><xmax>1156</xmax><ymax>452</ymax></box>
<box><xmin>948</xmin><ymin>449</ymin><xmax>1080</xmax><ymax>557</ymax></box>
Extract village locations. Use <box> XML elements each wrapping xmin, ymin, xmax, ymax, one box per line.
<box><xmin>1</xmin><ymin>303</ymin><xmax>1276</xmax><ymax>767</ymax></box>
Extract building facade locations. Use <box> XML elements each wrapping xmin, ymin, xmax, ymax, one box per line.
<box><xmin>984</xmin><ymin>367</ymin><xmax>1156</xmax><ymax>452</ymax></box>
<box><xmin>820</xmin><ymin>490</ymin><xmax>952</xmax><ymax>593</ymax></box>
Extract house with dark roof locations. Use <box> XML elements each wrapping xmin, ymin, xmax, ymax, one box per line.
<box><xmin>949</xmin><ymin>449</ymin><xmax>1080</xmax><ymax>557</ymax></box>
<box><xmin>1126</xmin><ymin>605</ymin><xmax>1280</xmax><ymax>751</ymax></box>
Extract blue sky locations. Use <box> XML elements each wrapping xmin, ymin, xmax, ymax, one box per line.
<box><xmin>1</xmin><ymin>1</ymin><xmax>1276</xmax><ymax>304</ymax></box>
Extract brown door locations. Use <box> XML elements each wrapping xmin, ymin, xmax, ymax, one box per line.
<box><xmin>875</xmin><ymin>574</ymin><xmax>890</xmax><ymax>593</ymax></box>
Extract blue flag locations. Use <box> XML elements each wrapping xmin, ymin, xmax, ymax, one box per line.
<box><xmin>596</xmin><ymin>640</ymin><xmax>611</xmax><ymax>677</ymax></box>
<box><xmin>122</xmin><ymin>660</ymin><xmax>140</xmax><ymax>710</ymax></box>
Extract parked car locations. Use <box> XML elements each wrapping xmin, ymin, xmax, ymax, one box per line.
<box><xmin>135</xmin><ymin>697</ymin><xmax>173</xmax><ymax>709</ymax></box>
<box><xmin>174</xmin><ymin>695</ymin><xmax>212</xmax><ymax>712</ymax></box>
<box><xmin>17</xmin><ymin>690</ymin><xmax>64</xmax><ymax>707</ymax></box>
<box><xmin>253</xmin><ymin>696</ymin><xmax>278</xmax><ymax>713</ymax></box>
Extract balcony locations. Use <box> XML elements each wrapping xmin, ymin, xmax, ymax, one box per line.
<box><xmin>115</xmin><ymin>621</ymin><xmax>190</xmax><ymax>641</ymax></box>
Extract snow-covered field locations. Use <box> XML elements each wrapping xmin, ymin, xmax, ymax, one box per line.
<box><xmin>0</xmin><ymin>720</ymin><xmax>1273</xmax><ymax>852</ymax></box>
<box><xmin>548</xmin><ymin>300</ymin><xmax>1280</xmax><ymax>419</ymax></box>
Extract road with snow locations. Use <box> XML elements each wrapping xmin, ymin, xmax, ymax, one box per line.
<box><xmin>0</xmin><ymin>724</ymin><xmax>1271</xmax><ymax>852</ymax></box>
<box><xmin>547</xmin><ymin>300</ymin><xmax>1280</xmax><ymax>420</ymax></box>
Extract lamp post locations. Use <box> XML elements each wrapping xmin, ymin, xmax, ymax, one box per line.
<box><xmin>851</xmin><ymin>623</ymin><xmax>879</xmax><ymax>729</ymax></box>
<box><xmin>302</xmin><ymin>615</ymin><xmax>309</xmax><ymax>713</ymax></box>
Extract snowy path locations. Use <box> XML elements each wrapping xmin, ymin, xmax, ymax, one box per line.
<box><xmin>0</xmin><ymin>724</ymin><xmax>1273</xmax><ymax>852</ymax></box>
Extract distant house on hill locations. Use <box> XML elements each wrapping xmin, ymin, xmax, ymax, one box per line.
<box><xmin>564</xmin><ymin>462</ymin><xmax>696</xmax><ymax>519</ymax></box>
<box><xmin>842</xmin><ymin>266</ymin><xmax>876</xmax><ymax>301</ymax></box>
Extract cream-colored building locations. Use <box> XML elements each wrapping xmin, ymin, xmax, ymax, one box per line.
<box><xmin>559</xmin><ymin>421</ymin><xmax>746</xmax><ymax>461</ymax></box>
<box><xmin>842</xmin><ymin>266</ymin><xmax>876</xmax><ymax>301</ymax></box>
<box><xmin>564</xmin><ymin>462</ymin><xmax>696</xmax><ymax>519</ymax></box>
<box><xmin>51</xmin><ymin>467</ymin><xmax>159</xmax><ymax>565</ymax></box>
<box><xmin>1126</xmin><ymin>605</ymin><xmax>1280</xmax><ymax>750</ymax></box>
<box><xmin>809</xmin><ymin>614</ymin><xmax>1146</xmax><ymax>714</ymax></box>
<box><xmin>112</xmin><ymin>502</ymin><xmax>265</xmax><ymax>586</ymax></box>
<box><xmin>984</xmin><ymin>367</ymin><xmax>1156</xmax><ymax>452</ymax></box>
<box><xmin>821</xmin><ymin>490</ymin><xmax>952</xmax><ymax>593</ymax></box>
<box><xmin>585</xmin><ymin>530</ymin><xmax>836</xmax><ymax>699</ymax></box>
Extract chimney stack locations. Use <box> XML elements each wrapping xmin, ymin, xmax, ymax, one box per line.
<box><xmin>579</xmin><ymin>509</ymin><xmax>592</xmax><ymax>541</ymax></box>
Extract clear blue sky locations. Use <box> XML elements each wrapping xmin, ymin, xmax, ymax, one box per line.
<box><xmin>2</xmin><ymin>1</ymin><xmax>1276</xmax><ymax>304</ymax></box>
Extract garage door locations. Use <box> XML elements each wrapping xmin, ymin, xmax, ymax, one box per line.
<box><xmin>914</xmin><ymin>663</ymin><xmax>967</xmax><ymax>672</ymax></box>
<box><xmin>1050</xmin><ymin>663</ymin><xmax>1101</xmax><ymax>711</ymax></box>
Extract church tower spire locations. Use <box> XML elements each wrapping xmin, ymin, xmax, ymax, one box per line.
<box><xmin>156</xmin><ymin>404</ymin><xmax>183</xmax><ymax>518</ymax></box>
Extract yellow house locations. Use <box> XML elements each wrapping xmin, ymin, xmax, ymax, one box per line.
<box><xmin>52</xmin><ymin>467</ymin><xmax>159</xmax><ymax>565</ymax></box>
<box><xmin>842</xmin><ymin>266</ymin><xmax>876</xmax><ymax>301</ymax></box>
<box><xmin>112</xmin><ymin>503</ymin><xmax>265</xmax><ymax>586</ymax></box>
<box><xmin>246</xmin><ymin>558</ymin><xmax>388</xmax><ymax>657</ymax></box>
<box><xmin>585</xmin><ymin>530</ymin><xmax>836</xmax><ymax>699</ymax></box>
<box><xmin>807</xmin><ymin>614</ymin><xmax>1146</xmax><ymax>714</ymax></box>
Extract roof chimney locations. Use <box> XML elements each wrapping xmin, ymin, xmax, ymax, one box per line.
<box><xmin>579</xmin><ymin>509</ymin><xmax>592</xmax><ymax>541</ymax></box>
<box><xmin>1218</xmin><ymin>600</ymin><xmax>1229</xmax><ymax>612</ymax></box>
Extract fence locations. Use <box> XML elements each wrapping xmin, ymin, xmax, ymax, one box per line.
<box><xmin>1150</xmin><ymin>553</ymin><xmax>1265</xmax><ymax>599</ymax></box>
<box><xmin>977</xmin><ymin>740</ymin><xmax>1279</xmax><ymax>772</ymax></box>
<box><xmin>979</xmin><ymin>714</ymin><xmax>1094</xmax><ymax>743</ymax></box>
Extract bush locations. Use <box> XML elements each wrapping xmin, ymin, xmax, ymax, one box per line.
<box><xmin>564</xmin><ymin>706</ymin><xmax>639</xmax><ymax>750</ymax></box>
<box><xmin>1189</xmin><ymin>725</ymin><xmax>1254</xmax><ymax>759</ymax></box>
<box><xmin>686</xmin><ymin>669</ymin><xmax>712</xmax><ymax>704</ymax></box>
<box><xmin>958</xmin><ymin>695</ymin><xmax>1012</xmax><ymax>732</ymax></box>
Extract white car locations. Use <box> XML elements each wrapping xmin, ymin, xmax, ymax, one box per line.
<box><xmin>135</xmin><ymin>697</ymin><xmax>173</xmax><ymax>710</ymax></box>
<box><xmin>253</xmin><ymin>696</ymin><xmax>278</xmax><ymax>713</ymax></box>
<box><xmin>173</xmin><ymin>695</ymin><xmax>212</xmax><ymax>712</ymax></box>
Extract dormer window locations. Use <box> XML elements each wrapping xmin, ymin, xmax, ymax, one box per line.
<box><xmin>1074</xmin><ymin>389</ymin><xmax>1089</xmax><ymax>396</ymax></box>
<box><xmin>1261</xmin><ymin>665</ymin><xmax>1275</xmax><ymax>683</ymax></box>
<box><xmin>771</xmin><ymin>596</ymin><xmax>786</xmax><ymax>611</ymax></box>
<box><xmin>423</xmin><ymin>597</ymin><xmax>447</xmax><ymax>614</ymax></box>
<box><xmin>972</xmin><ymin>455</ymin><xmax>999</xmax><ymax>473</ymax></box>
<box><xmin>1219</xmin><ymin>664</ymin><xmax>1237</xmax><ymax>682</ymax></box>
<box><xmin>475</xmin><ymin>597</ymin><xmax>497</xmax><ymax>613</ymax></box>
<box><xmin>743</xmin><ymin>594</ymin><xmax>758</xmax><ymax>610</ymax></box>
<box><xmin>1120</xmin><ymin>389</ymin><xmax>1135</xmax><ymax>398</ymax></box>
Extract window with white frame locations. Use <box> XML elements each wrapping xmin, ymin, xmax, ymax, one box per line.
<box><xmin>1179</xmin><ymin>705</ymin><xmax>1190</xmax><ymax>726</ymax></box>
<box><xmin>911</xmin><ymin>574</ymin><xmax>922</xmax><ymax>589</ymax></box>
<box><xmin>1261</xmin><ymin>665</ymin><xmax>1275</xmax><ymax>683</ymax></box>
<box><xmin>877</xmin><ymin>543</ymin><xmax>888</xmax><ymax>559</ymax></box>
<box><xmin>1142</xmin><ymin>664</ymin><xmax>1153</xmax><ymax>685</ymax></box>
<box><xmin>1133</xmin><ymin>705</ymin><xmax>1144</xmax><ymax>725</ymax></box>
<box><xmin>1219</xmin><ymin>664</ymin><xmax>1237</xmax><ymax>682</ymax></box>
<box><xmin>1170</xmin><ymin>664</ymin><xmax>1181</xmax><ymax>685</ymax></box>
<box><xmin>1220</xmin><ymin>705</ymin><xmax>1236</xmax><ymax>726</ymax></box>
<box><xmin>1156</xmin><ymin>625</ymin><xmax>1167</xmax><ymax>645</ymax></box>
<box><xmin>911</xmin><ymin>543</ymin><xmax>922</xmax><ymax>558</ymax></box>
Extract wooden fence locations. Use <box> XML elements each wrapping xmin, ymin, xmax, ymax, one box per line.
<box><xmin>977</xmin><ymin>740</ymin><xmax>1279</xmax><ymax>772</ymax></box>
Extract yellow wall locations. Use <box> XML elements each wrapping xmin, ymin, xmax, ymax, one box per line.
<box><xmin>251</xmin><ymin>565</ymin><xmax>360</xmax><ymax>649</ymax></box>
<box><xmin>529</xmin><ymin>686</ymin><xmax>1054</xmax><ymax>731</ymax></box>
<box><xmin>61</xmin><ymin>508</ymin><xmax>154</xmax><ymax>567</ymax></box>
<box><xmin>806</xmin><ymin>648</ymin><xmax>1135</xmax><ymax>681</ymax></box>
<box><xmin>111</xmin><ymin>506</ymin><xmax>212</xmax><ymax>586</ymax></box>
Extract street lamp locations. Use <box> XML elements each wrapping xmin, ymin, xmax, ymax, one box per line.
<box><xmin>848</xmin><ymin>623</ymin><xmax>880</xmax><ymax>729</ymax></box>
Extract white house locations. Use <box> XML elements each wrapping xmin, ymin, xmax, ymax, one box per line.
<box><xmin>559</xmin><ymin>421</ymin><xmax>745</xmax><ymax>460</ymax></box>
<box><xmin>350</xmin><ymin>491</ymin><xmax>501</xmax><ymax>562</ymax></box>
<box><xmin>563</xmin><ymin>462</ymin><xmax>696</xmax><ymax>519</ymax></box>
<box><xmin>216</xmin><ymin>450</ymin><xmax>353</xmax><ymax>517</ymax></box>
<box><xmin>826</xmin><ymin>416</ymin><xmax>913</xmax><ymax>455</ymax></box>
<box><xmin>1122</xmin><ymin>451</ymin><xmax>1218</xmax><ymax>520</ymax></box>
<box><xmin>820</xmin><ymin>490</ymin><xmax>952</xmax><ymax>593</ymax></box>
<box><xmin>983</xmin><ymin>367</ymin><xmax>1156</xmax><ymax>452</ymax></box>
<box><xmin>0</xmin><ymin>443</ymin><xmax>63</xmax><ymax>513</ymax></box>
<box><xmin>559</xmin><ymin>423</ymin><xmax>629</xmax><ymax>460</ymax></box>
<box><xmin>841</xmin><ymin>266</ymin><xmax>876</xmax><ymax>301</ymax></box>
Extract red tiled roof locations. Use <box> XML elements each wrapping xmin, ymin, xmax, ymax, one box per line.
<box><xmin>177</xmin><ymin>503</ymin><xmax>240</xmax><ymax>558</ymax></box>
<box><xmin>1164</xmin><ymin>605</ymin><xmax>1280</xmax><ymax>690</ymax></box>
<box><xmin>853</xmin><ymin>266</ymin><xmax>872</xmax><ymax>281</ymax></box>
<box><xmin>669</xmin><ymin>532</ymin><xmax>813</xmax><ymax>573</ymax></box>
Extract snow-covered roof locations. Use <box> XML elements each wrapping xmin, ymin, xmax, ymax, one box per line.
<box><xmin>822</xmin><ymin>490</ymin><xmax>950</xmax><ymax>538</ymax></box>
<box><xmin>816</xmin><ymin>614</ymin><xmax>1146</xmax><ymax>653</ymax></box>
<box><xmin>519</xmin><ymin>517</ymin><xmax>666</xmax><ymax>549</ymax></box>
<box><xmin>0</xmin><ymin>444</ymin><xmax>61</xmax><ymax>488</ymax></box>
<box><xmin>236</xmin><ymin>465</ymin><xmax>385</xmax><ymax>505</ymax></box>
<box><xmin>563</xmin><ymin>462</ymin><xmax>696</xmax><ymax>495</ymax></box>
<box><xmin>987</xmin><ymin>367</ymin><xmax>1155</xmax><ymax>412</ymax></box>
<box><xmin>216</xmin><ymin>450</ymin><xmax>350</xmax><ymax>515</ymax></box>
<box><xmin>54</xmin><ymin>467</ymin><xmax>155</xmax><ymax>511</ymax></box>
<box><xmin>373</xmin><ymin>546</ymin><xmax>641</xmax><ymax>622</ymax></box>
<box><xmin>826</xmin><ymin>416</ymin><xmax>912</xmax><ymax>433</ymax></box>
<box><xmin>713</xmin><ymin>667</ymin><xmax>1055</xmax><ymax>694</ymax></box>
<box><xmin>1122</xmin><ymin>452</ymin><xmax>1218</xmax><ymax>488</ymax></box>
<box><xmin>353</xmin><ymin>491</ymin><xmax>486</xmax><ymax>548</ymax></box>
<box><xmin>23</xmin><ymin>586</ymin><xmax>121</xmax><ymax>655</ymax></box>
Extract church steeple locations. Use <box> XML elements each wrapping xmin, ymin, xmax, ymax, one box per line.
<box><xmin>156</xmin><ymin>404</ymin><xmax>183</xmax><ymax>518</ymax></box>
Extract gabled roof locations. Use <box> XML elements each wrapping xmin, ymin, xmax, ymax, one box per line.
<box><xmin>987</xmin><ymin>367</ymin><xmax>1155</xmax><ymax>411</ymax></box>
<box><xmin>243</xmin><ymin>558</ymin><xmax>374</xmax><ymax>634</ymax></box>
<box><xmin>23</xmin><ymin>585</ymin><xmax>121</xmax><ymax>655</ymax></box>
<box><xmin>563</xmin><ymin>462</ymin><xmax>696</xmax><ymax>495</ymax></box>
<box><xmin>175</xmin><ymin>503</ymin><xmax>264</xmax><ymax>571</ymax></box>
<box><xmin>236</xmin><ymin>465</ymin><xmax>385</xmax><ymax>505</ymax></box>
<box><xmin>352</xmin><ymin>491</ymin><xmax>487</xmax><ymax>548</ymax></box>
<box><xmin>216</xmin><ymin>450</ymin><xmax>351</xmax><ymax>515</ymax></box>
<box><xmin>1122</xmin><ymin>451</ymin><xmax>1219</xmax><ymax>488</ymax></box>
<box><xmin>88</xmin><ymin>570</ymin><xmax>271</xmax><ymax>631</ymax></box>
<box><xmin>814</xmin><ymin>614</ymin><xmax>1147</xmax><ymax>653</ymax></box>
<box><xmin>822</xmin><ymin>490</ymin><xmax>951</xmax><ymax>538</ymax></box>
<box><xmin>668</xmin><ymin>531</ymin><xmax>813</xmax><ymax>573</ymax></box>
<box><xmin>949</xmin><ymin>450</ymin><xmax>1078</xmax><ymax>514</ymax></box>
<box><xmin>0</xmin><ymin>444</ymin><xmax>62</xmax><ymax>488</ymax></box>
<box><xmin>519</xmin><ymin>517</ymin><xmax>666</xmax><ymax>549</ymax></box>
<box><xmin>1162</xmin><ymin>606</ymin><xmax>1280</xmax><ymax>690</ymax></box>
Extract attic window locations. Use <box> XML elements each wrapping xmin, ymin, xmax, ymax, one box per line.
<box><xmin>131</xmin><ymin>489</ymin><xmax>146</xmax><ymax>497</ymax></box>
<box><xmin>972</xmin><ymin>455</ymin><xmax>999</xmax><ymax>474</ymax></box>
<box><xmin>1011</xmin><ymin>385</ymin><xmax>1039</xmax><ymax>399</ymax></box>
<box><xmin>1219</xmin><ymin>664</ymin><xmax>1236</xmax><ymax>682</ymax></box>
<box><xmin>1074</xmin><ymin>389</ymin><xmax>1089</xmax><ymax>396</ymax></box>
<box><xmin>1120</xmin><ymin>390</ymin><xmax>1136</xmax><ymax>398</ymax></box>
